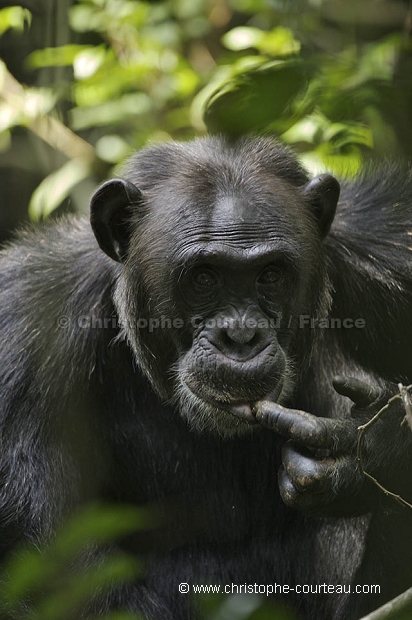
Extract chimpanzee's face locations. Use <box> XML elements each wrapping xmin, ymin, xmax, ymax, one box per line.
<box><xmin>90</xmin><ymin>137</ymin><xmax>339</xmax><ymax>437</ymax></box>
<box><xmin>169</xmin><ymin>191</ymin><xmax>316</xmax><ymax>436</ymax></box>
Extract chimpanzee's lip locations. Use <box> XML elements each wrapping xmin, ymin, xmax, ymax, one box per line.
<box><xmin>225</xmin><ymin>401</ymin><xmax>258</xmax><ymax>423</ymax></box>
<box><xmin>207</xmin><ymin>384</ymin><xmax>284</xmax><ymax>424</ymax></box>
<box><xmin>206</xmin><ymin>398</ymin><xmax>258</xmax><ymax>424</ymax></box>
<box><xmin>220</xmin><ymin>381</ymin><xmax>284</xmax><ymax>424</ymax></box>
<box><xmin>185</xmin><ymin>381</ymin><xmax>281</xmax><ymax>425</ymax></box>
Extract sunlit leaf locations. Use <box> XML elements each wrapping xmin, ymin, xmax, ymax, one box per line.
<box><xmin>223</xmin><ymin>26</ymin><xmax>300</xmax><ymax>56</ymax></box>
<box><xmin>0</xmin><ymin>85</ymin><xmax>56</xmax><ymax>131</ymax></box>
<box><xmin>70</xmin><ymin>93</ymin><xmax>152</xmax><ymax>130</ymax></box>
<box><xmin>283</xmin><ymin>114</ymin><xmax>373</xmax><ymax>153</ymax></box>
<box><xmin>324</xmin><ymin>122</ymin><xmax>373</xmax><ymax>149</ymax></box>
<box><xmin>222</xmin><ymin>26</ymin><xmax>264</xmax><ymax>51</ymax></box>
<box><xmin>22</xmin><ymin>88</ymin><xmax>57</xmax><ymax>121</ymax></box>
<box><xmin>315</xmin><ymin>143</ymin><xmax>363</xmax><ymax>177</ymax></box>
<box><xmin>69</xmin><ymin>4</ymin><xmax>101</xmax><ymax>33</ymax></box>
<box><xmin>74</xmin><ymin>47</ymin><xmax>107</xmax><ymax>79</ymax></box>
<box><xmin>0</xmin><ymin>6</ymin><xmax>31</xmax><ymax>35</ymax></box>
<box><xmin>28</xmin><ymin>45</ymin><xmax>95</xmax><ymax>69</ymax></box>
<box><xmin>259</xmin><ymin>26</ymin><xmax>300</xmax><ymax>57</ymax></box>
<box><xmin>0</xmin><ymin>102</ymin><xmax>21</xmax><ymax>132</ymax></box>
<box><xmin>174</xmin><ymin>66</ymin><xmax>200</xmax><ymax>97</ymax></box>
<box><xmin>95</xmin><ymin>134</ymin><xmax>132</xmax><ymax>163</ymax></box>
<box><xmin>29</xmin><ymin>159</ymin><xmax>92</xmax><ymax>221</ymax></box>
<box><xmin>282</xmin><ymin>115</ymin><xmax>325</xmax><ymax>145</ymax></box>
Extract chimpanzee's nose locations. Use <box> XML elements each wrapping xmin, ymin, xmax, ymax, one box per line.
<box><xmin>226</xmin><ymin>323</ymin><xmax>256</xmax><ymax>345</ymax></box>
<box><xmin>209</xmin><ymin>313</ymin><xmax>271</xmax><ymax>361</ymax></box>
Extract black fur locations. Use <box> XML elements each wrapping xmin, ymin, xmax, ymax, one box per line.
<box><xmin>0</xmin><ymin>136</ymin><xmax>411</xmax><ymax>619</ymax></box>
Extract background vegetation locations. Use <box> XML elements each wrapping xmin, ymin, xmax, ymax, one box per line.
<box><xmin>0</xmin><ymin>0</ymin><xmax>412</xmax><ymax>618</ymax></box>
<box><xmin>0</xmin><ymin>0</ymin><xmax>412</xmax><ymax>242</ymax></box>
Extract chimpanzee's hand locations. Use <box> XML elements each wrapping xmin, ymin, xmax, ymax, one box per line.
<box><xmin>254</xmin><ymin>376</ymin><xmax>388</xmax><ymax>515</ymax></box>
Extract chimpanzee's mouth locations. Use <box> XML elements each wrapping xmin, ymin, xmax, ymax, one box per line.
<box><xmin>182</xmin><ymin>377</ymin><xmax>284</xmax><ymax>427</ymax></box>
<box><xmin>192</xmin><ymin>392</ymin><xmax>260</xmax><ymax>424</ymax></box>
<box><xmin>215</xmin><ymin>379</ymin><xmax>285</xmax><ymax>424</ymax></box>
<box><xmin>218</xmin><ymin>400</ymin><xmax>258</xmax><ymax>423</ymax></box>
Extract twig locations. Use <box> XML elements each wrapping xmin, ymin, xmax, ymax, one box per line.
<box><xmin>356</xmin><ymin>386</ymin><xmax>412</xmax><ymax>510</ymax></box>
<box><xmin>362</xmin><ymin>471</ymin><xmax>412</xmax><ymax>510</ymax></box>
<box><xmin>399</xmin><ymin>383</ymin><xmax>412</xmax><ymax>431</ymax></box>
<box><xmin>359</xmin><ymin>586</ymin><xmax>412</xmax><ymax>620</ymax></box>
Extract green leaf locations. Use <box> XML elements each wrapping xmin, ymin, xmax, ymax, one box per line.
<box><xmin>35</xmin><ymin>555</ymin><xmax>141</xmax><ymax>620</ymax></box>
<box><xmin>95</xmin><ymin>134</ymin><xmax>132</xmax><ymax>163</ymax></box>
<box><xmin>52</xmin><ymin>503</ymin><xmax>153</xmax><ymax>558</ymax></box>
<box><xmin>282</xmin><ymin>115</ymin><xmax>326</xmax><ymax>145</ymax></box>
<box><xmin>324</xmin><ymin>122</ymin><xmax>373</xmax><ymax>149</ymax></box>
<box><xmin>203</xmin><ymin>59</ymin><xmax>311</xmax><ymax>136</ymax></box>
<box><xmin>71</xmin><ymin>93</ymin><xmax>152</xmax><ymax>130</ymax></box>
<box><xmin>223</xmin><ymin>26</ymin><xmax>300</xmax><ymax>56</ymax></box>
<box><xmin>1</xmin><ymin>547</ymin><xmax>58</xmax><ymax>605</ymax></box>
<box><xmin>222</xmin><ymin>27</ymin><xmax>264</xmax><ymax>51</ymax></box>
<box><xmin>74</xmin><ymin>46</ymin><xmax>108</xmax><ymax>79</ymax></box>
<box><xmin>0</xmin><ymin>6</ymin><xmax>31</xmax><ymax>35</ymax></box>
<box><xmin>1</xmin><ymin>504</ymin><xmax>151</xmax><ymax>607</ymax></box>
<box><xmin>315</xmin><ymin>143</ymin><xmax>363</xmax><ymax>177</ymax></box>
<box><xmin>0</xmin><ymin>79</ymin><xmax>56</xmax><ymax>131</ymax></box>
<box><xmin>28</xmin><ymin>45</ymin><xmax>96</xmax><ymax>69</ymax></box>
<box><xmin>28</xmin><ymin>159</ymin><xmax>92</xmax><ymax>221</ymax></box>
<box><xmin>258</xmin><ymin>27</ymin><xmax>300</xmax><ymax>57</ymax></box>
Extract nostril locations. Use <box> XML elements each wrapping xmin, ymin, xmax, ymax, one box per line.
<box><xmin>210</xmin><ymin>325</ymin><xmax>268</xmax><ymax>360</ymax></box>
<box><xmin>226</xmin><ymin>326</ymin><xmax>256</xmax><ymax>345</ymax></box>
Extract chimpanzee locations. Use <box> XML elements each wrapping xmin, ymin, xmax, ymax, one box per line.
<box><xmin>0</xmin><ymin>135</ymin><xmax>412</xmax><ymax>620</ymax></box>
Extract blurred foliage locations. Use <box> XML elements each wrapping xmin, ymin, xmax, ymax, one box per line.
<box><xmin>0</xmin><ymin>6</ymin><xmax>31</xmax><ymax>35</ymax></box>
<box><xmin>0</xmin><ymin>503</ymin><xmax>293</xmax><ymax>620</ymax></box>
<box><xmin>199</xmin><ymin>592</ymin><xmax>296</xmax><ymax>620</ymax></box>
<box><xmin>0</xmin><ymin>0</ymin><xmax>411</xmax><ymax>221</ymax></box>
<box><xmin>0</xmin><ymin>503</ymin><xmax>148</xmax><ymax>619</ymax></box>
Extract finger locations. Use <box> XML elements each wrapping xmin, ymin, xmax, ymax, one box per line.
<box><xmin>279</xmin><ymin>445</ymin><xmax>359</xmax><ymax>511</ymax></box>
<box><xmin>281</xmin><ymin>441</ymin><xmax>333</xmax><ymax>494</ymax></box>
<box><xmin>278</xmin><ymin>467</ymin><xmax>332</xmax><ymax>511</ymax></box>
<box><xmin>333</xmin><ymin>375</ymin><xmax>382</xmax><ymax>407</ymax></box>
<box><xmin>254</xmin><ymin>401</ymin><xmax>354</xmax><ymax>450</ymax></box>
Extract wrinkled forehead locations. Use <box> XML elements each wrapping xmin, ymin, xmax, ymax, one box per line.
<box><xmin>176</xmin><ymin>195</ymin><xmax>294</xmax><ymax>242</ymax></box>
<box><xmin>153</xmin><ymin>190</ymin><xmax>316</xmax><ymax>272</ymax></box>
<box><xmin>130</xmin><ymin>161</ymin><xmax>321</xmax><ymax>282</ymax></box>
<box><xmin>172</xmin><ymin>171</ymin><xmax>313</xmax><ymax>238</ymax></box>
<box><xmin>209</xmin><ymin>192</ymin><xmax>293</xmax><ymax>229</ymax></box>
<box><xmin>166</xmin><ymin>158</ymin><xmax>302</xmax><ymax>212</ymax></box>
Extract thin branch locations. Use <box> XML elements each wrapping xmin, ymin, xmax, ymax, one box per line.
<box><xmin>359</xmin><ymin>586</ymin><xmax>412</xmax><ymax>620</ymax></box>
<box><xmin>356</xmin><ymin>385</ymin><xmax>412</xmax><ymax>510</ymax></box>
<box><xmin>399</xmin><ymin>383</ymin><xmax>412</xmax><ymax>431</ymax></box>
<box><xmin>362</xmin><ymin>471</ymin><xmax>412</xmax><ymax>510</ymax></box>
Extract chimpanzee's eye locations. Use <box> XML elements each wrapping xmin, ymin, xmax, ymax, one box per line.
<box><xmin>257</xmin><ymin>265</ymin><xmax>285</xmax><ymax>286</ymax></box>
<box><xmin>192</xmin><ymin>267</ymin><xmax>217</xmax><ymax>289</ymax></box>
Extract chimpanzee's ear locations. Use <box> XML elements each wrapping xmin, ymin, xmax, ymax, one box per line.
<box><xmin>302</xmin><ymin>174</ymin><xmax>340</xmax><ymax>238</ymax></box>
<box><xmin>90</xmin><ymin>178</ymin><xmax>143</xmax><ymax>262</ymax></box>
